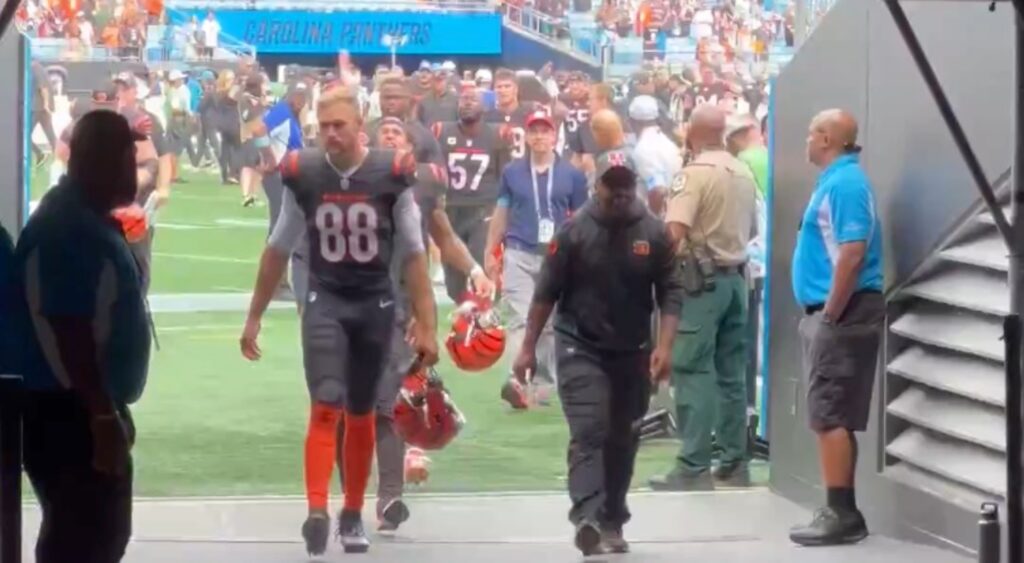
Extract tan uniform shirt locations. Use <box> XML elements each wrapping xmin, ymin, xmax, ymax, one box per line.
<box><xmin>665</xmin><ymin>149</ymin><xmax>758</xmax><ymax>266</ymax></box>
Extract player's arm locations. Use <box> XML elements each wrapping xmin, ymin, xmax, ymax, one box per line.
<box><xmin>484</xmin><ymin>169</ymin><xmax>512</xmax><ymax>278</ymax></box>
<box><xmin>241</xmin><ymin>183</ymin><xmax>304</xmax><ymax>360</ymax></box>
<box><xmin>650</xmin><ymin>223</ymin><xmax>683</xmax><ymax>383</ymax></box>
<box><xmin>428</xmin><ymin>192</ymin><xmax>490</xmax><ymax>294</ymax></box>
<box><xmin>136</xmin><ymin>139</ymin><xmax>158</xmax><ymax>190</ymax></box>
<box><xmin>395</xmin><ymin>189</ymin><xmax>440</xmax><ymax>365</ymax></box>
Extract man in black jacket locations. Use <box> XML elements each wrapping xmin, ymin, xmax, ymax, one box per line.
<box><xmin>512</xmin><ymin>151</ymin><xmax>684</xmax><ymax>556</ymax></box>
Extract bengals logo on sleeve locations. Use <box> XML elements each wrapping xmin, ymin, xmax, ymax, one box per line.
<box><xmin>279</xmin><ymin>150</ymin><xmax>301</xmax><ymax>178</ymax></box>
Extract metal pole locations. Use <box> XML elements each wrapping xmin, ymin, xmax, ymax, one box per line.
<box><xmin>1011</xmin><ymin>12</ymin><xmax>1024</xmax><ymax>563</ymax></box>
<box><xmin>0</xmin><ymin>375</ymin><xmax>23</xmax><ymax>563</ymax></box>
<box><xmin>881</xmin><ymin>0</ymin><xmax>1013</xmax><ymax>246</ymax></box>
<box><xmin>1006</xmin><ymin>315</ymin><xmax>1023</xmax><ymax>563</ymax></box>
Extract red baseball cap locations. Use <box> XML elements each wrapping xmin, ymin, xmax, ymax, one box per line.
<box><xmin>525</xmin><ymin>109</ymin><xmax>554</xmax><ymax>130</ymax></box>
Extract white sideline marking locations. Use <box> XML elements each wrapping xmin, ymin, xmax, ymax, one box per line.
<box><xmin>215</xmin><ymin>218</ymin><xmax>269</xmax><ymax>228</ymax></box>
<box><xmin>153</xmin><ymin>252</ymin><xmax>254</xmax><ymax>265</ymax></box>
<box><xmin>159</xmin><ymin>222</ymin><xmax>213</xmax><ymax>231</ymax></box>
<box><xmin>157</xmin><ymin>324</ymin><xmax>258</xmax><ymax>333</ymax></box>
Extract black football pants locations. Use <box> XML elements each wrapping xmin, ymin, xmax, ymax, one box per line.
<box><xmin>443</xmin><ymin>204</ymin><xmax>491</xmax><ymax>302</ymax></box>
<box><xmin>556</xmin><ymin>336</ymin><xmax>650</xmax><ymax>528</ymax></box>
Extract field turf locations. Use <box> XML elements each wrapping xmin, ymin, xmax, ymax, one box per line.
<box><xmin>30</xmin><ymin>167</ymin><xmax>686</xmax><ymax>497</ymax></box>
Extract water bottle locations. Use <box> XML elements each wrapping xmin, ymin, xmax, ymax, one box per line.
<box><xmin>979</xmin><ymin>503</ymin><xmax>1000</xmax><ymax>563</ymax></box>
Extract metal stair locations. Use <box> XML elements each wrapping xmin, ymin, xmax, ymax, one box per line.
<box><xmin>885</xmin><ymin>195</ymin><xmax>1010</xmax><ymax>502</ymax></box>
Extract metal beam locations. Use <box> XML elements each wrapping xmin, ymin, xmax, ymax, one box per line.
<box><xmin>882</xmin><ymin>0</ymin><xmax>1014</xmax><ymax>246</ymax></box>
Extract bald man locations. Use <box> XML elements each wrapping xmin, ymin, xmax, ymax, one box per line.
<box><xmin>649</xmin><ymin>105</ymin><xmax>758</xmax><ymax>492</ymax></box>
<box><xmin>789</xmin><ymin>109</ymin><xmax>882</xmax><ymax>546</ymax></box>
<box><xmin>590</xmin><ymin>109</ymin><xmax>649</xmax><ymax>201</ymax></box>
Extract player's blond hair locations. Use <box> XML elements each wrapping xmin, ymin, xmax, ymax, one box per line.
<box><xmin>317</xmin><ymin>85</ymin><xmax>362</xmax><ymax>118</ymax></box>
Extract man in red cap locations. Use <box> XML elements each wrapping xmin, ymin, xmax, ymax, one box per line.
<box><xmin>485</xmin><ymin>109</ymin><xmax>588</xmax><ymax>409</ymax></box>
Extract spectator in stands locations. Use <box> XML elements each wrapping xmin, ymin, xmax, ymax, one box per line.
<box><xmin>200</xmin><ymin>10</ymin><xmax>220</xmax><ymax>60</ymax></box>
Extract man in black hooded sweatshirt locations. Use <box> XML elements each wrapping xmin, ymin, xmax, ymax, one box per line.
<box><xmin>512</xmin><ymin>151</ymin><xmax>685</xmax><ymax>557</ymax></box>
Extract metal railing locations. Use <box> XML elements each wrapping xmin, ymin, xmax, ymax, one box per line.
<box><xmin>166</xmin><ymin>0</ymin><xmax>496</xmax><ymax>12</ymax></box>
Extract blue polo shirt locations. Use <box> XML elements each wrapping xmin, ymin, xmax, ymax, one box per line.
<box><xmin>497</xmin><ymin>157</ymin><xmax>589</xmax><ymax>251</ymax></box>
<box><xmin>7</xmin><ymin>180</ymin><xmax>152</xmax><ymax>404</ymax></box>
<box><xmin>792</xmin><ymin>154</ymin><xmax>883</xmax><ymax>307</ymax></box>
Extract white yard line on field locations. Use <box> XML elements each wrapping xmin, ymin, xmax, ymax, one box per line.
<box><xmin>153</xmin><ymin>252</ymin><xmax>255</xmax><ymax>265</ymax></box>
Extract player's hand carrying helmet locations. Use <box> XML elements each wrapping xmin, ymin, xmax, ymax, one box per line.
<box><xmin>445</xmin><ymin>297</ymin><xmax>506</xmax><ymax>372</ymax></box>
<box><xmin>111</xmin><ymin>204</ymin><xmax>148</xmax><ymax>244</ymax></box>
<box><xmin>393</xmin><ymin>365</ymin><xmax>466</xmax><ymax>451</ymax></box>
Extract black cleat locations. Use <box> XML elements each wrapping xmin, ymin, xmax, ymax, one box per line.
<box><xmin>301</xmin><ymin>511</ymin><xmax>330</xmax><ymax>556</ymax></box>
<box><xmin>574</xmin><ymin>521</ymin><xmax>604</xmax><ymax>556</ymax></box>
<box><xmin>600</xmin><ymin>526</ymin><xmax>630</xmax><ymax>554</ymax></box>
<box><xmin>378</xmin><ymin>498</ymin><xmax>410</xmax><ymax>532</ymax></box>
<box><xmin>790</xmin><ymin>506</ymin><xmax>869</xmax><ymax>546</ymax></box>
<box><xmin>338</xmin><ymin>509</ymin><xmax>371</xmax><ymax>553</ymax></box>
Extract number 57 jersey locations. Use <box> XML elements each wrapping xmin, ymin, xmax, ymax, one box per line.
<box><xmin>281</xmin><ymin>147</ymin><xmax>418</xmax><ymax>297</ymax></box>
<box><xmin>432</xmin><ymin>122</ymin><xmax>506</xmax><ymax>208</ymax></box>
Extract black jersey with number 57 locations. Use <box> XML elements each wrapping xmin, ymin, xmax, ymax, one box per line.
<box><xmin>280</xmin><ymin>147</ymin><xmax>416</xmax><ymax>296</ymax></box>
<box><xmin>433</xmin><ymin>121</ymin><xmax>505</xmax><ymax>208</ymax></box>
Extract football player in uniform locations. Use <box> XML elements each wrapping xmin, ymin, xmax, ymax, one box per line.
<box><xmin>484</xmin><ymin>68</ymin><xmax>536</xmax><ymax>163</ymax></box>
<box><xmin>240</xmin><ymin>88</ymin><xmax>439</xmax><ymax>555</ymax></box>
<box><xmin>333</xmin><ymin>118</ymin><xmax>495</xmax><ymax>533</ymax></box>
<box><xmin>569</xmin><ymin>82</ymin><xmax>631</xmax><ymax>178</ymax></box>
<box><xmin>561</xmin><ymin>71</ymin><xmax>591</xmax><ymax>169</ymax></box>
<box><xmin>687</xmin><ymin>65</ymin><xmax>728</xmax><ymax>116</ymax></box>
<box><xmin>366</xmin><ymin>76</ymin><xmax>443</xmax><ymax>165</ymax></box>
<box><xmin>433</xmin><ymin>87</ymin><xmax>507</xmax><ymax>302</ymax></box>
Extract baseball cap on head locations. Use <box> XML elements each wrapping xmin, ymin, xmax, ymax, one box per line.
<box><xmin>525</xmin><ymin>109</ymin><xmax>554</xmax><ymax>130</ymax></box>
<box><xmin>595</xmin><ymin>149</ymin><xmax>638</xmax><ymax>188</ymax></box>
<box><xmin>628</xmin><ymin>95</ymin><xmax>659</xmax><ymax>122</ymax></box>
<box><xmin>168</xmin><ymin>69</ymin><xmax>185</xmax><ymax>81</ymax></box>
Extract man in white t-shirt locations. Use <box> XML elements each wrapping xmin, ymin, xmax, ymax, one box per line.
<box><xmin>200</xmin><ymin>11</ymin><xmax>220</xmax><ymax>59</ymax></box>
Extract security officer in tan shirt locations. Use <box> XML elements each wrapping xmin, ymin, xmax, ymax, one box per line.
<box><xmin>649</xmin><ymin>105</ymin><xmax>758</xmax><ymax>492</ymax></box>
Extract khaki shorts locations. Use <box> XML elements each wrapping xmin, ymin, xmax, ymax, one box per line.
<box><xmin>798</xmin><ymin>292</ymin><xmax>884</xmax><ymax>432</ymax></box>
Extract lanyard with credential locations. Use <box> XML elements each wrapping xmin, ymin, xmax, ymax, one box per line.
<box><xmin>531</xmin><ymin>157</ymin><xmax>556</xmax><ymax>244</ymax></box>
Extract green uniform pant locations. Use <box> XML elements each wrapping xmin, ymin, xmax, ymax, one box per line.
<box><xmin>672</xmin><ymin>272</ymin><xmax>748</xmax><ymax>473</ymax></box>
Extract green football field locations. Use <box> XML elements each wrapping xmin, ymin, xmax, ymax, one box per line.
<box><xmin>30</xmin><ymin>166</ymin><xmax>701</xmax><ymax>497</ymax></box>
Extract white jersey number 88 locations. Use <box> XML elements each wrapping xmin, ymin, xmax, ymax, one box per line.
<box><xmin>315</xmin><ymin>202</ymin><xmax>379</xmax><ymax>263</ymax></box>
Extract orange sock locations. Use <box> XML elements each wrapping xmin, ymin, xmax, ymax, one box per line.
<box><xmin>341</xmin><ymin>411</ymin><xmax>376</xmax><ymax>512</ymax></box>
<box><xmin>305</xmin><ymin>403</ymin><xmax>343</xmax><ymax>512</ymax></box>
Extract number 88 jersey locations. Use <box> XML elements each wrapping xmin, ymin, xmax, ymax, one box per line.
<box><xmin>433</xmin><ymin>121</ymin><xmax>505</xmax><ymax>208</ymax></box>
<box><xmin>281</xmin><ymin>147</ymin><xmax>417</xmax><ymax>296</ymax></box>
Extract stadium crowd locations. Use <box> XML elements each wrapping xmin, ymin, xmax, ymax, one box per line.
<box><xmin>16</xmin><ymin>0</ymin><xmax>164</xmax><ymax>58</ymax></box>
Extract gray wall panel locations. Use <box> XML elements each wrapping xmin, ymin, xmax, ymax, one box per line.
<box><xmin>865</xmin><ymin>2</ymin><xmax>1014</xmax><ymax>284</ymax></box>
<box><xmin>769</xmin><ymin>0</ymin><xmax>1015</xmax><ymax>553</ymax></box>
<box><xmin>0</xmin><ymin>31</ymin><xmax>24</xmax><ymax>237</ymax></box>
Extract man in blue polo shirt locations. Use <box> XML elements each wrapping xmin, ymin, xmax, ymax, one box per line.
<box><xmin>8</xmin><ymin>110</ymin><xmax>152</xmax><ymax>563</ymax></box>
<box><xmin>485</xmin><ymin>110</ymin><xmax>588</xmax><ymax>409</ymax></box>
<box><xmin>789</xmin><ymin>109</ymin><xmax>883</xmax><ymax>547</ymax></box>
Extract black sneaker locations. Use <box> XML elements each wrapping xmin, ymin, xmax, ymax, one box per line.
<box><xmin>337</xmin><ymin>509</ymin><xmax>370</xmax><ymax>553</ymax></box>
<box><xmin>242</xmin><ymin>196</ymin><xmax>256</xmax><ymax>207</ymax></box>
<box><xmin>648</xmin><ymin>467</ymin><xmax>715</xmax><ymax>491</ymax></box>
<box><xmin>301</xmin><ymin>511</ymin><xmax>330</xmax><ymax>556</ymax></box>
<box><xmin>600</xmin><ymin>525</ymin><xmax>629</xmax><ymax>554</ymax></box>
<box><xmin>378</xmin><ymin>498</ymin><xmax>410</xmax><ymax>532</ymax></box>
<box><xmin>790</xmin><ymin>506</ymin><xmax>869</xmax><ymax>546</ymax></box>
<box><xmin>574</xmin><ymin>521</ymin><xmax>604</xmax><ymax>556</ymax></box>
<box><xmin>712</xmin><ymin>462</ymin><xmax>752</xmax><ymax>487</ymax></box>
